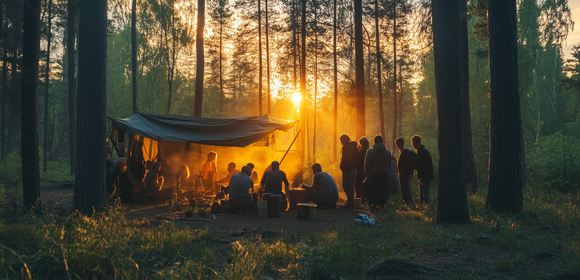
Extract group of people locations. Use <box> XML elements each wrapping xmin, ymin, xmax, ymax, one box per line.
<box><xmin>340</xmin><ymin>134</ymin><xmax>434</xmax><ymax>209</ymax></box>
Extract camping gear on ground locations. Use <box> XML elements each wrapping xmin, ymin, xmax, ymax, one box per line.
<box><xmin>354</xmin><ymin>214</ymin><xmax>376</xmax><ymax>226</ymax></box>
<box><xmin>267</xmin><ymin>194</ymin><xmax>282</xmax><ymax>218</ymax></box>
<box><xmin>353</xmin><ymin>198</ymin><xmax>362</xmax><ymax>209</ymax></box>
<box><xmin>211</xmin><ymin>201</ymin><xmax>221</xmax><ymax>214</ymax></box>
<box><xmin>262</xmin><ymin>193</ymin><xmax>273</xmax><ymax>202</ymax></box>
<box><xmin>288</xmin><ymin>188</ymin><xmax>306</xmax><ymax>210</ymax></box>
<box><xmin>257</xmin><ymin>200</ymin><xmax>268</xmax><ymax>218</ymax></box>
<box><xmin>297</xmin><ymin>203</ymin><xmax>317</xmax><ymax>219</ymax></box>
<box><xmin>220</xmin><ymin>200</ymin><xmax>228</xmax><ymax>213</ymax></box>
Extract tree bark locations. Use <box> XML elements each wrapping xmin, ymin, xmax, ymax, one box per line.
<box><xmin>486</xmin><ymin>0</ymin><xmax>524</xmax><ymax>213</ymax></box>
<box><xmin>7</xmin><ymin>1</ymin><xmax>22</xmax><ymax>157</ymax></box>
<box><xmin>375</xmin><ymin>0</ymin><xmax>385</xmax><ymax>141</ymax></box>
<box><xmin>0</xmin><ymin>0</ymin><xmax>6</xmax><ymax>159</ymax></box>
<box><xmin>333</xmin><ymin>0</ymin><xmax>338</xmax><ymax>162</ymax></box>
<box><xmin>265</xmin><ymin>0</ymin><xmax>271</xmax><ymax>115</ymax></box>
<box><xmin>44</xmin><ymin>0</ymin><xmax>53</xmax><ymax>173</ymax></box>
<box><xmin>432</xmin><ymin>0</ymin><xmax>470</xmax><ymax>224</ymax></box>
<box><xmin>194</xmin><ymin>0</ymin><xmax>205</xmax><ymax>117</ymax></box>
<box><xmin>132</xmin><ymin>0</ymin><xmax>138</xmax><ymax>114</ymax></box>
<box><xmin>392</xmin><ymin>2</ymin><xmax>397</xmax><ymax>149</ymax></box>
<box><xmin>460</xmin><ymin>0</ymin><xmax>477</xmax><ymax>193</ymax></box>
<box><xmin>258</xmin><ymin>0</ymin><xmax>262</xmax><ymax>115</ymax></box>
<box><xmin>73</xmin><ymin>0</ymin><xmax>108</xmax><ymax>214</ymax></box>
<box><xmin>21</xmin><ymin>0</ymin><xmax>42</xmax><ymax>212</ymax></box>
<box><xmin>354</xmin><ymin>0</ymin><xmax>365</xmax><ymax>138</ymax></box>
<box><xmin>300</xmin><ymin>0</ymin><xmax>306</xmax><ymax>152</ymax></box>
<box><xmin>68</xmin><ymin>0</ymin><xmax>77</xmax><ymax>175</ymax></box>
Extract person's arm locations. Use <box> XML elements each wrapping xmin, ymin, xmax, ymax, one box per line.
<box><xmin>364</xmin><ymin>150</ymin><xmax>372</xmax><ymax>175</ymax></box>
<box><xmin>311</xmin><ymin>173</ymin><xmax>321</xmax><ymax>191</ymax></box>
<box><xmin>260</xmin><ymin>172</ymin><xmax>267</xmax><ymax>187</ymax></box>
<box><xmin>157</xmin><ymin>175</ymin><xmax>164</xmax><ymax>191</ymax></box>
<box><xmin>283</xmin><ymin>173</ymin><xmax>289</xmax><ymax>187</ymax></box>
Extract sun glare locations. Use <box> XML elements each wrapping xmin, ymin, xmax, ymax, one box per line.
<box><xmin>291</xmin><ymin>92</ymin><xmax>302</xmax><ymax>106</ymax></box>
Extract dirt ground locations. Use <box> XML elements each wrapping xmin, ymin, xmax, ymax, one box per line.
<box><xmin>34</xmin><ymin>181</ymin><xmax>369</xmax><ymax>236</ymax></box>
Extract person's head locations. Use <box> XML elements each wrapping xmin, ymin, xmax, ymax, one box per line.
<box><xmin>247</xmin><ymin>163</ymin><xmax>255</xmax><ymax>171</ymax></box>
<box><xmin>395</xmin><ymin>137</ymin><xmax>405</xmax><ymax>150</ymax></box>
<box><xmin>312</xmin><ymin>163</ymin><xmax>322</xmax><ymax>174</ymax></box>
<box><xmin>374</xmin><ymin>134</ymin><xmax>384</xmax><ymax>144</ymax></box>
<box><xmin>241</xmin><ymin>166</ymin><xmax>252</xmax><ymax>176</ymax></box>
<box><xmin>152</xmin><ymin>162</ymin><xmax>162</xmax><ymax>172</ymax></box>
<box><xmin>178</xmin><ymin>165</ymin><xmax>190</xmax><ymax>178</ymax></box>
<box><xmin>359</xmin><ymin>136</ymin><xmax>370</xmax><ymax>148</ymax></box>
<box><xmin>411</xmin><ymin>135</ymin><xmax>422</xmax><ymax>149</ymax></box>
<box><xmin>115</xmin><ymin>158</ymin><xmax>127</xmax><ymax>172</ymax></box>
<box><xmin>207</xmin><ymin>152</ymin><xmax>217</xmax><ymax>162</ymax></box>
<box><xmin>339</xmin><ymin>134</ymin><xmax>351</xmax><ymax>146</ymax></box>
<box><xmin>271</xmin><ymin>161</ymin><xmax>280</xmax><ymax>170</ymax></box>
<box><xmin>227</xmin><ymin>162</ymin><xmax>236</xmax><ymax>173</ymax></box>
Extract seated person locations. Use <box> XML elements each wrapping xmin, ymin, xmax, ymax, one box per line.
<box><xmin>216</xmin><ymin>162</ymin><xmax>240</xmax><ymax>186</ymax></box>
<box><xmin>145</xmin><ymin>162</ymin><xmax>176</xmax><ymax>203</ymax></box>
<box><xmin>227</xmin><ymin>166</ymin><xmax>257</xmax><ymax>211</ymax></box>
<box><xmin>177</xmin><ymin>164</ymin><xmax>193</xmax><ymax>187</ymax></box>
<box><xmin>110</xmin><ymin>158</ymin><xmax>134</xmax><ymax>203</ymax></box>
<box><xmin>260</xmin><ymin>161</ymin><xmax>289</xmax><ymax>209</ymax></box>
<box><xmin>199</xmin><ymin>152</ymin><xmax>218</xmax><ymax>192</ymax></box>
<box><xmin>303</xmin><ymin>163</ymin><xmax>339</xmax><ymax>209</ymax></box>
<box><xmin>247</xmin><ymin>163</ymin><xmax>259</xmax><ymax>183</ymax></box>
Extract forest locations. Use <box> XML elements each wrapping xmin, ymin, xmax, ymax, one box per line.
<box><xmin>0</xmin><ymin>0</ymin><xmax>580</xmax><ymax>278</ymax></box>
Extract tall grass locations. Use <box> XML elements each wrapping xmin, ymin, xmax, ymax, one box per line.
<box><xmin>1</xmin><ymin>184</ymin><xmax>579</xmax><ymax>279</ymax></box>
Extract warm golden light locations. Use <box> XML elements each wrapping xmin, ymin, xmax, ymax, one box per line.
<box><xmin>291</xmin><ymin>92</ymin><xmax>301</xmax><ymax>106</ymax></box>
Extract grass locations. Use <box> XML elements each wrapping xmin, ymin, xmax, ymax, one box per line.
<box><xmin>1</xmin><ymin>184</ymin><xmax>579</xmax><ymax>279</ymax></box>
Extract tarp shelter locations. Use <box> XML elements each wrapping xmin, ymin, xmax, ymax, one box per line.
<box><xmin>109</xmin><ymin>113</ymin><xmax>301</xmax><ymax>185</ymax></box>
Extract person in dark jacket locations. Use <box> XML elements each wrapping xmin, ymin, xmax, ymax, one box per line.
<box><xmin>412</xmin><ymin>135</ymin><xmax>434</xmax><ymax>204</ymax></box>
<box><xmin>355</xmin><ymin>137</ymin><xmax>370</xmax><ymax>199</ymax></box>
<box><xmin>110</xmin><ymin>158</ymin><xmax>134</xmax><ymax>203</ymax></box>
<box><xmin>260</xmin><ymin>161</ymin><xmax>290</xmax><ymax>209</ymax></box>
<box><xmin>364</xmin><ymin>135</ymin><xmax>391</xmax><ymax>207</ymax></box>
<box><xmin>303</xmin><ymin>163</ymin><xmax>339</xmax><ymax>208</ymax></box>
<box><xmin>339</xmin><ymin>134</ymin><xmax>359</xmax><ymax>209</ymax></box>
<box><xmin>145</xmin><ymin>162</ymin><xmax>176</xmax><ymax>203</ymax></box>
<box><xmin>228</xmin><ymin>166</ymin><xmax>257</xmax><ymax>211</ymax></box>
<box><xmin>396</xmin><ymin>137</ymin><xmax>416</xmax><ymax>204</ymax></box>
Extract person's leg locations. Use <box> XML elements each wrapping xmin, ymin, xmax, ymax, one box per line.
<box><xmin>376</xmin><ymin>173</ymin><xmax>389</xmax><ymax>207</ymax></box>
<box><xmin>303</xmin><ymin>186</ymin><xmax>320</xmax><ymax>203</ymax></box>
<box><xmin>281</xmin><ymin>193</ymin><xmax>288</xmax><ymax>211</ymax></box>
<box><xmin>418</xmin><ymin>180</ymin><xmax>425</xmax><ymax>203</ymax></box>
<box><xmin>423</xmin><ymin>180</ymin><xmax>431</xmax><ymax>203</ymax></box>
<box><xmin>342</xmin><ymin>169</ymin><xmax>356</xmax><ymax>207</ymax></box>
<box><xmin>400</xmin><ymin>174</ymin><xmax>413</xmax><ymax>204</ymax></box>
<box><xmin>147</xmin><ymin>187</ymin><xmax>175</xmax><ymax>203</ymax></box>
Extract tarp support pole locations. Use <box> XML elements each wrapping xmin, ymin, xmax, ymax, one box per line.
<box><xmin>279</xmin><ymin>129</ymin><xmax>301</xmax><ymax>165</ymax></box>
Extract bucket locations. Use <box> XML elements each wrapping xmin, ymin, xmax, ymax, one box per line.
<box><xmin>267</xmin><ymin>194</ymin><xmax>282</xmax><ymax>218</ymax></box>
<box><xmin>262</xmin><ymin>193</ymin><xmax>273</xmax><ymax>202</ymax></box>
<box><xmin>257</xmin><ymin>200</ymin><xmax>268</xmax><ymax>218</ymax></box>
<box><xmin>353</xmin><ymin>198</ymin><xmax>362</xmax><ymax>209</ymax></box>
<box><xmin>297</xmin><ymin>203</ymin><xmax>317</xmax><ymax>219</ymax></box>
<box><xmin>288</xmin><ymin>189</ymin><xmax>306</xmax><ymax>210</ymax></box>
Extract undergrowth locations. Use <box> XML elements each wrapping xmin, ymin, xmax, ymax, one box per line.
<box><xmin>1</xmin><ymin>184</ymin><xmax>579</xmax><ymax>279</ymax></box>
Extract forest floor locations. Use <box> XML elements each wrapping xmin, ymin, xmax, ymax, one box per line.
<box><xmin>1</xmin><ymin>181</ymin><xmax>579</xmax><ymax>279</ymax></box>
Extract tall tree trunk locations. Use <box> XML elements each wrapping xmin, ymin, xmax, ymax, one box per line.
<box><xmin>0</xmin><ymin>0</ymin><xmax>5</xmax><ymax>159</ymax></box>
<box><xmin>333</xmin><ymin>0</ymin><xmax>337</xmax><ymax>162</ymax></box>
<box><xmin>43</xmin><ymin>0</ymin><xmax>53</xmax><ymax>173</ymax></box>
<box><xmin>300</xmin><ymin>0</ymin><xmax>306</xmax><ymax>152</ymax></box>
<box><xmin>313</xmin><ymin>5</ymin><xmax>318</xmax><ymax>162</ymax></box>
<box><xmin>432</xmin><ymin>0</ymin><xmax>470</xmax><ymax>224</ymax></box>
<box><xmin>398</xmin><ymin>63</ymin><xmax>403</xmax><ymax>136</ymax></box>
<box><xmin>194</xmin><ymin>0</ymin><xmax>205</xmax><ymax>117</ymax></box>
<box><xmin>68</xmin><ymin>0</ymin><xmax>77</xmax><ymax>175</ymax></box>
<box><xmin>21</xmin><ymin>0</ymin><xmax>42</xmax><ymax>212</ymax></box>
<box><xmin>392</xmin><ymin>2</ymin><xmax>397</xmax><ymax>149</ymax></box>
<box><xmin>354</xmin><ymin>0</ymin><xmax>365</xmax><ymax>138</ymax></box>
<box><xmin>486</xmin><ymin>0</ymin><xmax>524</xmax><ymax>213</ymax></box>
<box><xmin>258</xmin><ymin>0</ymin><xmax>262</xmax><ymax>115</ymax></box>
<box><xmin>8</xmin><ymin>1</ymin><xmax>22</xmax><ymax>157</ymax></box>
<box><xmin>460</xmin><ymin>0</ymin><xmax>477</xmax><ymax>193</ymax></box>
<box><xmin>74</xmin><ymin>0</ymin><xmax>108</xmax><ymax>214</ymax></box>
<box><xmin>293</xmin><ymin>0</ymin><xmax>297</xmax><ymax>90</ymax></box>
<box><xmin>375</xmin><ymin>0</ymin><xmax>385</xmax><ymax>140</ymax></box>
<box><xmin>266</xmin><ymin>0</ymin><xmax>271</xmax><ymax>115</ymax></box>
<box><xmin>132</xmin><ymin>0</ymin><xmax>138</xmax><ymax>114</ymax></box>
<box><xmin>219</xmin><ymin>23</ymin><xmax>223</xmax><ymax>114</ymax></box>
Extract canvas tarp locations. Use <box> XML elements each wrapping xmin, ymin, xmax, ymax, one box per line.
<box><xmin>109</xmin><ymin>113</ymin><xmax>298</xmax><ymax>147</ymax></box>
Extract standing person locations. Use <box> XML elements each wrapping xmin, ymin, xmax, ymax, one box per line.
<box><xmin>412</xmin><ymin>135</ymin><xmax>434</xmax><ymax>204</ymax></box>
<box><xmin>364</xmin><ymin>135</ymin><xmax>391</xmax><ymax>207</ymax></box>
<box><xmin>303</xmin><ymin>163</ymin><xmax>339</xmax><ymax>208</ymax></box>
<box><xmin>339</xmin><ymin>134</ymin><xmax>359</xmax><ymax>210</ymax></box>
<box><xmin>395</xmin><ymin>137</ymin><xmax>416</xmax><ymax>205</ymax></box>
<box><xmin>260</xmin><ymin>161</ymin><xmax>290</xmax><ymax>209</ymax></box>
<box><xmin>355</xmin><ymin>137</ymin><xmax>370</xmax><ymax>199</ymax></box>
<box><xmin>145</xmin><ymin>162</ymin><xmax>176</xmax><ymax>203</ymax></box>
